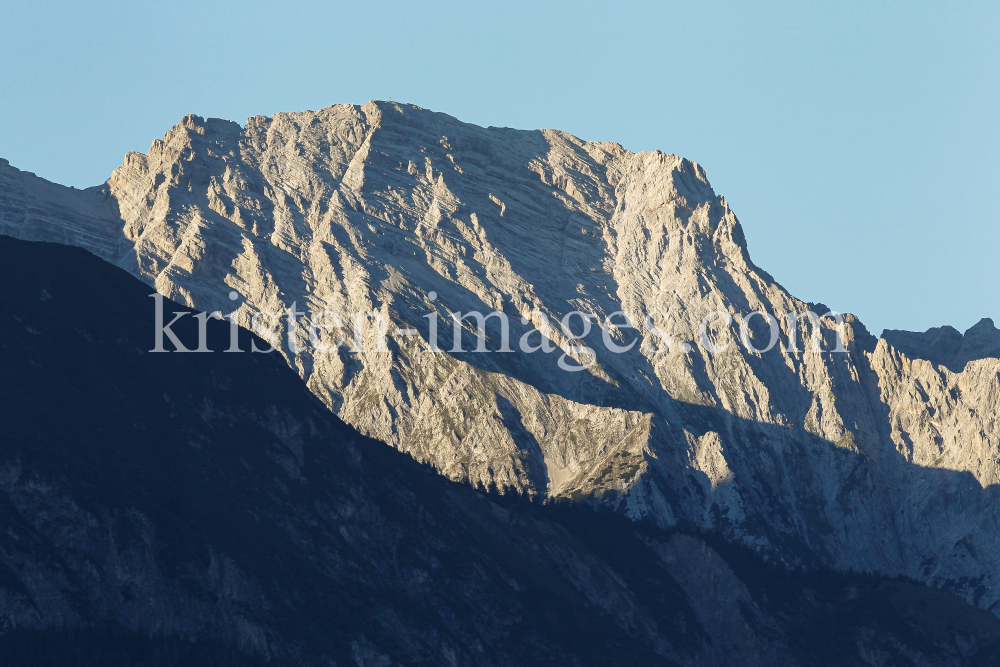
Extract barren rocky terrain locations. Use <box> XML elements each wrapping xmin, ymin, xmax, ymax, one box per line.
<box><xmin>3</xmin><ymin>101</ymin><xmax>999</xmax><ymax>618</ymax></box>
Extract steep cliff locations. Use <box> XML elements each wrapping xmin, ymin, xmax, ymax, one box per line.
<box><xmin>2</xmin><ymin>102</ymin><xmax>999</xmax><ymax>615</ymax></box>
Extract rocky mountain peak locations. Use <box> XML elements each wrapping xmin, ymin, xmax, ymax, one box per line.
<box><xmin>3</xmin><ymin>100</ymin><xmax>1000</xmax><ymax>620</ymax></box>
<box><xmin>882</xmin><ymin>317</ymin><xmax>1000</xmax><ymax>372</ymax></box>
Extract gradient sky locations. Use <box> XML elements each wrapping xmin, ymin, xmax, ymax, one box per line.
<box><xmin>1</xmin><ymin>1</ymin><xmax>996</xmax><ymax>336</ymax></box>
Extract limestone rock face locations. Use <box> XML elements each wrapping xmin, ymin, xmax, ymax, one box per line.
<box><xmin>3</xmin><ymin>101</ymin><xmax>1000</xmax><ymax>615</ymax></box>
<box><xmin>883</xmin><ymin>318</ymin><xmax>1000</xmax><ymax>372</ymax></box>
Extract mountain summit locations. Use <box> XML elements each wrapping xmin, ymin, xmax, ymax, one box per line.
<box><xmin>2</xmin><ymin>101</ymin><xmax>999</xmax><ymax>617</ymax></box>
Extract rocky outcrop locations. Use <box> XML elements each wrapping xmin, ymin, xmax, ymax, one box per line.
<box><xmin>884</xmin><ymin>318</ymin><xmax>1000</xmax><ymax>372</ymax></box>
<box><xmin>2</xmin><ymin>102</ymin><xmax>1000</xmax><ymax>616</ymax></box>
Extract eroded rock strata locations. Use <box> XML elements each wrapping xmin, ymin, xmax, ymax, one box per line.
<box><xmin>2</xmin><ymin>102</ymin><xmax>998</xmax><ymax>616</ymax></box>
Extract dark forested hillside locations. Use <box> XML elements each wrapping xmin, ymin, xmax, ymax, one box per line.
<box><xmin>1</xmin><ymin>234</ymin><xmax>998</xmax><ymax>666</ymax></box>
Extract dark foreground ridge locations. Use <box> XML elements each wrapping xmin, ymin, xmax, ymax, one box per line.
<box><xmin>1</xmin><ymin>234</ymin><xmax>999</xmax><ymax>666</ymax></box>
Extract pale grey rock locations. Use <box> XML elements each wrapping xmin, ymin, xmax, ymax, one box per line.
<box><xmin>956</xmin><ymin>318</ymin><xmax>1000</xmax><ymax>370</ymax></box>
<box><xmin>0</xmin><ymin>157</ymin><xmax>121</xmax><ymax>257</ymax></box>
<box><xmin>882</xmin><ymin>325</ymin><xmax>965</xmax><ymax>370</ymax></box>
<box><xmin>883</xmin><ymin>318</ymin><xmax>1000</xmax><ymax>372</ymax></box>
<box><xmin>3</xmin><ymin>101</ymin><xmax>1000</xmax><ymax>616</ymax></box>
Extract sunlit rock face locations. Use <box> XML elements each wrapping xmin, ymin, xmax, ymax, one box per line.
<box><xmin>2</xmin><ymin>101</ymin><xmax>999</xmax><ymax>615</ymax></box>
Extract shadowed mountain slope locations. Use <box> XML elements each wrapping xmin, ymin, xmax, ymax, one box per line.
<box><xmin>3</xmin><ymin>235</ymin><xmax>1000</xmax><ymax>664</ymax></box>
<box><xmin>2</xmin><ymin>101</ymin><xmax>1000</xmax><ymax>617</ymax></box>
<box><xmin>883</xmin><ymin>319</ymin><xmax>1000</xmax><ymax>373</ymax></box>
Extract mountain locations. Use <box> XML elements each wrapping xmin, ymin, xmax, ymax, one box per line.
<box><xmin>2</xmin><ymin>102</ymin><xmax>999</xmax><ymax>618</ymax></box>
<box><xmin>5</xmin><ymin>235</ymin><xmax>1000</xmax><ymax>666</ymax></box>
<box><xmin>882</xmin><ymin>319</ymin><xmax>1000</xmax><ymax>374</ymax></box>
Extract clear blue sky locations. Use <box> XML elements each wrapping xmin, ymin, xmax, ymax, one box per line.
<box><xmin>1</xmin><ymin>1</ymin><xmax>996</xmax><ymax>335</ymax></box>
